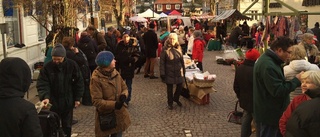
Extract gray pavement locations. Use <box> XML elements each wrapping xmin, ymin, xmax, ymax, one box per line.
<box><xmin>26</xmin><ymin>50</ymin><xmax>248</xmax><ymax>137</ymax></box>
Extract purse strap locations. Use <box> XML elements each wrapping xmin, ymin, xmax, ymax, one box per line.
<box><xmin>234</xmin><ymin>100</ymin><xmax>239</xmax><ymax>111</ymax></box>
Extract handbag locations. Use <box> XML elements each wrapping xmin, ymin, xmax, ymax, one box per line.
<box><xmin>227</xmin><ymin>101</ymin><xmax>243</xmax><ymax>125</ymax></box>
<box><xmin>98</xmin><ymin>110</ymin><xmax>117</xmax><ymax>131</ymax></box>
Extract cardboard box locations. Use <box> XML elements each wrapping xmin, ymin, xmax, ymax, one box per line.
<box><xmin>190</xmin><ymin>94</ymin><xmax>210</xmax><ymax>105</ymax></box>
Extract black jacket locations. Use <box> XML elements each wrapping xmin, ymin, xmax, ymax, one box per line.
<box><xmin>105</xmin><ymin>33</ymin><xmax>118</xmax><ymax>54</ymax></box>
<box><xmin>285</xmin><ymin>89</ymin><xmax>320</xmax><ymax>137</ymax></box>
<box><xmin>77</xmin><ymin>36</ymin><xmax>98</xmax><ymax>67</ymax></box>
<box><xmin>233</xmin><ymin>59</ymin><xmax>255</xmax><ymax>113</ymax></box>
<box><xmin>143</xmin><ymin>29</ymin><xmax>158</xmax><ymax>58</ymax></box>
<box><xmin>115</xmin><ymin>38</ymin><xmax>140</xmax><ymax>79</ymax></box>
<box><xmin>0</xmin><ymin>58</ymin><xmax>43</xmax><ymax>137</ymax></box>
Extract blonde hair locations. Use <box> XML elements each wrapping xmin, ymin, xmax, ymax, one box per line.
<box><xmin>302</xmin><ymin>33</ymin><xmax>314</xmax><ymax>42</ymax></box>
<box><xmin>290</xmin><ymin>45</ymin><xmax>306</xmax><ymax>61</ymax></box>
<box><xmin>301</xmin><ymin>70</ymin><xmax>320</xmax><ymax>87</ymax></box>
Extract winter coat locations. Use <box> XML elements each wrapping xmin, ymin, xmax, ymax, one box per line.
<box><xmin>160</xmin><ymin>40</ymin><xmax>184</xmax><ymax>84</ymax></box>
<box><xmin>233</xmin><ymin>59</ymin><xmax>255</xmax><ymax>113</ymax></box>
<box><xmin>298</xmin><ymin>42</ymin><xmax>319</xmax><ymax>64</ymax></box>
<box><xmin>78</xmin><ymin>35</ymin><xmax>98</xmax><ymax>67</ymax></box>
<box><xmin>192</xmin><ymin>38</ymin><xmax>205</xmax><ymax>62</ymax></box>
<box><xmin>279</xmin><ymin>94</ymin><xmax>309</xmax><ymax>136</ymax></box>
<box><xmin>311</xmin><ymin>27</ymin><xmax>320</xmax><ymax>41</ymax></box>
<box><xmin>229</xmin><ymin>26</ymin><xmax>246</xmax><ymax>44</ymax></box>
<box><xmin>253</xmin><ymin>49</ymin><xmax>301</xmax><ymax>126</ymax></box>
<box><xmin>0</xmin><ymin>58</ymin><xmax>43</xmax><ymax>137</ymax></box>
<box><xmin>37</xmin><ymin>58</ymin><xmax>84</xmax><ymax>112</ymax></box>
<box><xmin>90</xmin><ymin>68</ymin><xmax>131</xmax><ymax>136</ymax></box>
<box><xmin>143</xmin><ymin>29</ymin><xmax>158</xmax><ymax>58</ymax></box>
<box><xmin>92</xmin><ymin>31</ymin><xmax>107</xmax><ymax>52</ymax></box>
<box><xmin>115</xmin><ymin>38</ymin><xmax>140</xmax><ymax>79</ymax></box>
<box><xmin>285</xmin><ymin>89</ymin><xmax>320</xmax><ymax>137</ymax></box>
<box><xmin>105</xmin><ymin>34</ymin><xmax>118</xmax><ymax>54</ymax></box>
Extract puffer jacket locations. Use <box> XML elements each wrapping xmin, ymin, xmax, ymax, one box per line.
<box><xmin>192</xmin><ymin>38</ymin><xmax>205</xmax><ymax>62</ymax></box>
<box><xmin>90</xmin><ymin>67</ymin><xmax>131</xmax><ymax>136</ymax></box>
<box><xmin>0</xmin><ymin>58</ymin><xmax>43</xmax><ymax>137</ymax></box>
<box><xmin>284</xmin><ymin>60</ymin><xmax>319</xmax><ymax>80</ymax></box>
<box><xmin>160</xmin><ymin>40</ymin><xmax>185</xmax><ymax>84</ymax></box>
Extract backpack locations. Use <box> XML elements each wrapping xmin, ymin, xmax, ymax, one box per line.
<box><xmin>38</xmin><ymin>110</ymin><xmax>65</xmax><ymax>137</ymax></box>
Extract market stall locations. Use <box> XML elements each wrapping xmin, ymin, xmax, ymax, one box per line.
<box><xmin>183</xmin><ymin>55</ymin><xmax>217</xmax><ymax>105</ymax></box>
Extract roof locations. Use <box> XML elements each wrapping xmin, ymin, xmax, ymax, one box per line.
<box><xmin>213</xmin><ymin>9</ymin><xmax>251</xmax><ymax>21</ymax></box>
<box><xmin>155</xmin><ymin>0</ymin><xmax>183</xmax><ymax>4</ymax></box>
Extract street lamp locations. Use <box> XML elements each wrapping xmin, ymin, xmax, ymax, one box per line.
<box><xmin>216</xmin><ymin>0</ymin><xmax>219</xmax><ymax>15</ymax></box>
<box><xmin>151</xmin><ymin>0</ymin><xmax>154</xmax><ymax>18</ymax></box>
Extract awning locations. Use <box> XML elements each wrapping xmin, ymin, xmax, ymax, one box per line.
<box><xmin>213</xmin><ymin>9</ymin><xmax>251</xmax><ymax>21</ymax></box>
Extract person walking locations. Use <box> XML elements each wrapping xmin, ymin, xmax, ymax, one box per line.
<box><xmin>311</xmin><ymin>22</ymin><xmax>320</xmax><ymax>41</ymax></box>
<box><xmin>192</xmin><ymin>30</ymin><xmax>206</xmax><ymax>72</ymax></box>
<box><xmin>115</xmin><ymin>31</ymin><xmax>140</xmax><ymax>105</ymax></box>
<box><xmin>90</xmin><ymin>51</ymin><xmax>131</xmax><ymax>137</ymax></box>
<box><xmin>37</xmin><ymin>44</ymin><xmax>84</xmax><ymax>137</ymax></box>
<box><xmin>0</xmin><ymin>57</ymin><xmax>43</xmax><ymax>137</ymax></box>
<box><xmin>87</xmin><ymin>25</ymin><xmax>107</xmax><ymax>52</ymax></box>
<box><xmin>143</xmin><ymin>23</ymin><xmax>159</xmax><ymax>79</ymax></box>
<box><xmin>253</xmin><ymin>37</ymin><xmax>302</xmax><ymax>137</ymax></box>
<box><xmin>160</xmin><ymin>33</ymin><xmax>185</xmax><ymax>110</ymax></box>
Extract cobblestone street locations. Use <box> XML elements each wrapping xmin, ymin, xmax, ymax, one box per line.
<box><xmin>70</xmin><ymin>50</ymin><xmax>243</xmax><ymax>137</ymax></box>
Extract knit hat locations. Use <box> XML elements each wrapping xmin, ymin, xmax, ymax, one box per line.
<box><xmin>245</xmin><ymin>49</ymin><xmax>260</xmax><ymax>61</ymax></box>
<box><xmin>123</xmin><ymin>29</ymin><xmax>130</xmax><ymax>36</ymax></box>
<box><xmin>95</xmin><ymin>51</ymin><xmax>114</xmax><ymax>67</ymax></box>
<box><xmin>51</xmin><ymin>43</ymin><xmax>66</xmax><ymax>57</ymax></box>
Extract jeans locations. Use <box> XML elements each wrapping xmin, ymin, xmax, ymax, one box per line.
<box><xmin>241</xmin><ymin>110</ymin><xmax>253</xmax><ymax>137</ymax></box>
<box><xmin>256</xmin><ymin>122</ymin><xmax>282</xmax><ymax>137</ymax></box>
<box><xmin>125</xmin><ymin>78</ymin><xmax>132</xmax><ymax>103</ymax></box>
<box><xmin>109</xmin><ymin>132</ymin><xmax>123</xmax><ymax>137</ymax></box>
<box><xmin>196</xmin><ymin>62</ymin><xmax>203</xmax><ymax>72</ymax></box>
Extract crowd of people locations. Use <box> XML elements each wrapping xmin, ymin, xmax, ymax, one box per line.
<box><xmin>3</xmin><ymin>17</ymin><xmax>320</xmax><ymax>137</ymax></box>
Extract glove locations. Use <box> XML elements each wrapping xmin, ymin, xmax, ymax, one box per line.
<box><xmin>119</xmin><ymin>94</ymin><xmax>127</xmax><ymax>102</ymax></box>
<box><xmin>115</xmin><ymin>101</ymin><xmax>124</xmax><ymax>110</ymax></box>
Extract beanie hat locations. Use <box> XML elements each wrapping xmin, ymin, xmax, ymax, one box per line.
<box><xmin>95</xmin><ymin>51</ymin><xmax>114</xmax><ymax>67</ymax></box>
<box><xmin>51</xmin><ymin>43</ymin><xmax>66</xmax><ymax>57</ymax></box>
<box><xmin>245</xmin><ymin>49</ymin><xmax>260</xmax><ymax>61</ymax></box>
<box><xmin>123</xmin><ymin>29</ymin><xmax>130</xmax><ymax>36</ymax></box>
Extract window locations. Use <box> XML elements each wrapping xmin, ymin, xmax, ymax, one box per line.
<box><xmin>38</xmin><ymin>24</ymin><xmax>46</xmax><ymax>41</ymax></box>
<box><xmin>3</xmin><ymin>1</ymin><xmax>20</xmax><ymax>47</ymax></box>
<box><xmin>166</xmin><ymin>4</ymin><xmax>171</xmax><ymax>10</ymax></box>
<box><xmin>250</xmin><ymin>10</ymin><xmax>258</xmax><ymax>20</ymax></box>
<box><xmin>175</xmin><ymin>4</ymin><xmax>180</xmax><ymax>9</ymax></box>
<box><xmin>157</xmin><ymin>4</ymin><xmax>162</xmax><ymax>11</ymax></box>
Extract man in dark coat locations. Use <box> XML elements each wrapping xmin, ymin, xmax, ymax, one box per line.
<box><xmin>77</xmin><ymin>31</ymin><xmax>98</xmax><ymax>74</ymax></box>
<box><xmin>311</xmin><ymin>22</ymin><xmax>320</xmax><ymax>41</ymax></box>
<box><xmin>253</xmin><ymin>37</ymin><xmax>302</xmax><ymax>137</ymax></box>
<box><xmin>143</xmin><ymin>23</ymin><xmax>159</xmax><ymax>79</ymax></box>
<box><xmin>115</xmin><ymin>31</ymin><xmax>140</xmax><ymax>105</ymax></box>
<box><xmin>37</xmin><ymin>44</ymin><xmax>84</xmax><ymax>137</ymax></box>
<box><xmin>228</xmin><ymin>26</ymin><xmax>246</xmax><ymax>49</ymax></box>
<box><xmin>105</xmin><ymin>26</ymin><xmax>118</xmax><ymax>54</ymax></box>
<box><xmin>233</xmin><ymin>46</ymin><xmax>260</xmax><ymax>137</ymax></box>
<box><xmin>87</xmin><ymin>25</ymin><xmax>107</xmax><ymax>52</ymax></box>
<box><xmin>0</xmin><ymin>57</ymin><xmax>43</xmax><ymax>137</ymax></box>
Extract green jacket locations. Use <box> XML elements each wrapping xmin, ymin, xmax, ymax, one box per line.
<box><xmin>253</xmin><ymin>49</ymin><xmax>301</xmax><ymax>126</ymax></box>
<box><xmin>37</xmin><ymin>58</ymin><xmax>84</xmax><ymax>112</ymax></box>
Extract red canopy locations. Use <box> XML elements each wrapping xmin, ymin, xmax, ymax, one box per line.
<box><xmin>169</xmin><ymin>10</ymin><xmax>182</xmax><ymax>16</ymax></box>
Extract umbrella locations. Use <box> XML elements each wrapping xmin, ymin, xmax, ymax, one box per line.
<box><xmin>129</xmin><ymin>16</ymin><xmax>147</xmax><ymax>22</ymax></box>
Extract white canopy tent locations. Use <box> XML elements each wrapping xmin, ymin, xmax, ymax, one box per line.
<box><xmin>138</xmin><ymin>9</ymin><xmax>160</xmax><ymax>18</ymax></box>
<box><xmin>129</xmin><ymin>16</ymin><xmax>147</xmax><ymax>22</ymax></box>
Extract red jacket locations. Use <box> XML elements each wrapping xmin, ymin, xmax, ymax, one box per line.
<box><xmin>279</xmin><ymin>94</ymin><xmax>309</xmax><ymax>136</ymax></box>
<box><xmin>192</xmin><ymin>38</ymin><xmax>205</xmax><ymax>62</ymax></box>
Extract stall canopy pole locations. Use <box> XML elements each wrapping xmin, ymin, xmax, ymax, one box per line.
<box><xmin>242</xmin><ymin>0</ymin><xmax>258</xmax><ymax>14</ymax></box>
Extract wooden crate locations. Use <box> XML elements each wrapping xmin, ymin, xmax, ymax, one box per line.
<box><xmin>190</xmin><ymin>94</ymin><xmax>210</xmax><ymax>105</ymax></box>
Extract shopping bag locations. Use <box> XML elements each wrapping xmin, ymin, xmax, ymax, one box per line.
<box><xmin>227</xmin><ymin>101</ymin><xmax>243</xmax><ymax>124</ymax></box>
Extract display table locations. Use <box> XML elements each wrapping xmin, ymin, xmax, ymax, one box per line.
<box><xmin>207</xmin><ymin>39</ymin><xmax>222</xmax><ymax>51</ymax></box>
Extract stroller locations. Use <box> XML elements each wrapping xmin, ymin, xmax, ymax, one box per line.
<box><xmin>38</xmin><ymin>110</ymin><xmax>65</xmax><ymax>137</ymax></box>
